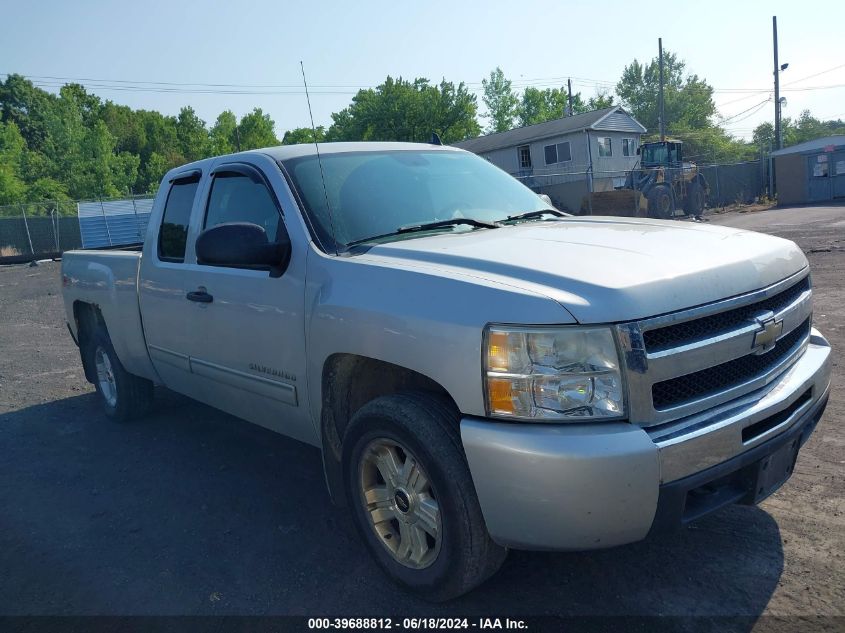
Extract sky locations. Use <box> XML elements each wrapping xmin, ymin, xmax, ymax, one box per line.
<box><xmin>1</xmin><ymin>0</ymin><xmax>843</xmax><ymax>141</ymax></box>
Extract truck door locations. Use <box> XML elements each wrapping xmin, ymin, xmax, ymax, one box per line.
<box><xmin>178</xmin><ymin>155</ymin><xmax>314</xmax><ymax>445</ymax></box>
<box><xmin>138</xmin><ymin>169</ymin><xmax>208</xmax><ymax>399</ymax></box>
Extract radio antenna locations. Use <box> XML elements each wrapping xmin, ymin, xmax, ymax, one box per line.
<box><xmin>300</xmin><ymin>61</ymin><xmax>338</xmax><ymax>255</ymax></box>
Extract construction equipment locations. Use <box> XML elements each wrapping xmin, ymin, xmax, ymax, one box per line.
<box><xmin>582</xmin><ymin>140</ymin><xmax>709</xmax><ymax>219</ymax></box>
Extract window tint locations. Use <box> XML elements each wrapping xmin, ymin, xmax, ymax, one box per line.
<box><xmin>598</xmin><ymin>137</ymin><xmax>612</xmax><ymax>157</ymax></box>
<box><xmin>544</xmin><ymin>144</ymin><xmax>557</xmax><ymax>165</ymax></box>
<box><xmin>159</xmin><ymin>178</ymin><xmax>199</xmax><ymax>261</ymax></box>
<box><xmin>204</xmin><ymin>173</ymin><xmax>281</xmax><ymax>240</ymax></box>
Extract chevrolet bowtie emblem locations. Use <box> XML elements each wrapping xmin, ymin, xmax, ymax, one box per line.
<box><xmin>752</xmin><ymin>316</ymin><xmax>783</xmax><ymax>354</ymax></box>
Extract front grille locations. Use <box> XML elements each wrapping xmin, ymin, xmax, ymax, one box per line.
<box><xmin>652</xmin><ymin>318</ymin><xmax>810</xmax><ymax>410</ymax></box>
<box><xmin>643</xmin><ymin>276</ymin><xmax>810</xmax><ymax>352</ymax></box>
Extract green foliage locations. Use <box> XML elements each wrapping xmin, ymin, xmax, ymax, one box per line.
<box><xmin>616</xmin><ymin>51</ymin><xmax>764</xmax><ymax>164</ymax></box>
<box><xmin>753</xmin><ymin>110</ymin><xmax>845</xmax><ymax>149</ymax></box>
<box><xmin>24</xmin><ymin>177</ymin><xmax>69</xmax><ymax>202</ymax></box>
<box><xmin>0</xmin><ymin>121</ymin><xmax>27</xmax><ymax>204</ymax></box>
<box><xmin>2</xmin><ymin>58</ymin><xmax>842</xmax><ymax>208</ymax></box>
<box><xmin>210</xmin><ymin>110</ymin><xmax>238</xmax><ymax>154</ymax></box>
<box><xmin>616</xmin><ymin>51</ymin><xmax>716</xmax><ymax>133</ymax></box>
<box><xmin>176</xmin><ymin>106</ymin><xmax>210</xmax><ymax>162</ymax></box>
<box><xmin>516</xmin><ymin>87</ymin><xmax>586</xmax><ymax>127</ymax></box>
<box><xmin>481</xmin><ymin>67</ymin><xmax>518</xmax><ymax>133</ymax></box>
<box><xmin>587</xmin><ymin>89</ymin><xmax>614</xmax><ymax>111</ymax></box>
<box><xmin>238</xmin><ymin>108</ymin><xmax>279</xmax><ymax>149</ymax></box>
<box><xmin>282</xmin><ymin>126</ymin><xmax>326</xmax><ymax>145</ymax></box>
<box><xmin>0</xmin><ymin>74</ymin><xmax>286</xmax><ymax>204</ymax></box>
<box><xmin>325</xmin><ymin>76</ymin><xmax>480</xmax><ymax>143</ymax></box>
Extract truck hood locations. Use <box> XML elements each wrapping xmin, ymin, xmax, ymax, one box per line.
<box><xmin>358</xmin><ymin>217</ymin><xmax>808</xmax><ymax>323</ymax></box>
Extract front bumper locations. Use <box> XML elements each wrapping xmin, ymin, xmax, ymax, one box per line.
<box><xmin>460</xmin><ymin>329</ymin><xmax>831</xmax><ymax>551</ymax></box>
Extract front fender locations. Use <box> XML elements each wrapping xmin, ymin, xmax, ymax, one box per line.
<box><xmin>304</xmin><ymin>246</ymin><xmax>574</xmax><ymax>438</ymax></box>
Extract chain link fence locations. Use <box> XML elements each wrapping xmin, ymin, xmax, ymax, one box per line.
<box><xmin>0</xmin><ymin>195</ymin><xmax>154</xmax><ymax>263</ymax></box>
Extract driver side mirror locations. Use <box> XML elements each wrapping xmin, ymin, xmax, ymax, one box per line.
<box><xmin>636</xmin><ymin>147</ymin><xmax>641</xmax><ymax>155</ymax></box>
<box><xmin>196</xmin><ymin>222</ymin><xmax>291</xmax><ymax>276</ymax></box>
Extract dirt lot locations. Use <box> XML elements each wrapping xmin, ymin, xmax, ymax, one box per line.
<box><xmin>0</xmin><ymin>204</ymin><xmax>842</xmax><ymax>627</ymax></box>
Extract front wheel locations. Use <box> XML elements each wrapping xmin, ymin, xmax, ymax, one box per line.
<box><xmin>342</xmin><ymin>393</ymin><xmax>506</xmax><ymax>601</ymax></box>
<box><xmin>647</xmin><ymin>186</ymin><xmax>674</xmax><ymax>219</ymax></box>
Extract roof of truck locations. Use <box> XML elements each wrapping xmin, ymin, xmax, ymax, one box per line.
<box><xmin>261</xmin><ymin>141</ymin><xmax>461</xmax><ymax>161</ymax></box>
<box><xmin>162</xmin><ymin>142</ymin><xmax>463</xmax><ymax>184</ymax></box>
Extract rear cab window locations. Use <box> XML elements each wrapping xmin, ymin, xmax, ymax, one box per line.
<box><xmin>158</xmin><ymin>172</ymin><xmax>201</xmax><ymax>262</ymax></box>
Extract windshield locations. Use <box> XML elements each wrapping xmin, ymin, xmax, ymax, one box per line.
<box><xmin>282</xmin><ymin>149</ymin><xmax>549</xmax><ymax>250</ymax></box>
<box><xmin>641</xmin><ymin>144</ymin><xmax>667</xmax><ymax>166</ymax></box>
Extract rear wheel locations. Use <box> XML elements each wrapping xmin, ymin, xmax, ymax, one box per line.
<box><xmin>342</xmin><ymin>393</ymin><xmax>506</xmax><ymax>601</ymax></box>
<box><xmin>684</xmin><ymin>181</ymin><xmax>705</xmax><ymax>216</ymax></box>
<box><xmin>647</xmin><ymin>186</ymin><xmax>674</xmax><ymax>219</ymax></box>
<box><xmin>86</xmin><ymin>325</ymin><xmax>153</xmax><ymax>422</ymax></box>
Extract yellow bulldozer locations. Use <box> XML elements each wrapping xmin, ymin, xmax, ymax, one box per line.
<box><xmin>582</xmin><ymin>140</ymin><xmax>708</xmax><ymax>219</ymax></box>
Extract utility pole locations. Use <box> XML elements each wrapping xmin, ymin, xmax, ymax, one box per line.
<box><xmin>773</xmin><ymin>16</ymin><xmax>781</xmax><ymax>150</ymax></box>
<box><xmin>567</xmin><ymin>78</ymin><xmax>574</xmax><ymax>116</ymax></box>
<box><xmin>658</xmin><ymin>38</ymin><xmax>665</xmax><ymax>141</ymax></box>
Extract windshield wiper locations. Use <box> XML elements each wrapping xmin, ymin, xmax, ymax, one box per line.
<box><xmin>345</xmin><ymin>218</ymin><xmax>500</xmax><ymax>248</ymax></box>
<box><xmin>503</xmin><ymin>209</ymin><xmax>569</xmax><ymax>223</ymax></box>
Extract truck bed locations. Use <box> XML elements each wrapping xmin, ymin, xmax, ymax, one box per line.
<box><xmin>61</xmin><ymin>249</ymin><xmax>157</xmax><ymax>382</ymax></box>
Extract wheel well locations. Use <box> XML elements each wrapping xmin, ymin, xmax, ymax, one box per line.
<box><xmin>319</xmin><ymin>354</ymin><xmax>459</xmax><ymax>505</ymax></box>
<box><xmin>73</xmin><ymin>301</ymin><xmax>104</xmax><ymax>383</ymax></box>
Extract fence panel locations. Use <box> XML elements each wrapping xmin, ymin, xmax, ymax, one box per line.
<box><xmin>77</xmin><ymin>198</ymin><xmax>153</xmax><ymax>248</ymax></box>
<box><xmin>700</xmin><ymin>161</ymin><xmax>765</xmax><ymax>207</ymax></box>
<box><xmin>0</xmin><ymin>196</ymin><xmax>151</xmax><ymax>261</ymax></box>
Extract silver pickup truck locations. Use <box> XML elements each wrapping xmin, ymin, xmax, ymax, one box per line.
<box><xmin>62</xmin><ymin>142</ymin><xmax>831</xmax><ymax>600</ymax></box>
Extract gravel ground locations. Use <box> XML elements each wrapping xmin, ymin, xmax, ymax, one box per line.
<box><xmin>0</xmin><ymin>204</ymin><xmax>842</xmax><ymax>628</ymax></box>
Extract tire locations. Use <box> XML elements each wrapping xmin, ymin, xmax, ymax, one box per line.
<box><xmin>647</xmin><ymin>186</ymin><xmax>674</xmax><ymax>219</ymax></box>
<box><xmin>684</xmin><ymin>181</ymin><xmax>705</xmax><ymax>216</ymax></box>
<box><xmin>342</xmin><ymin>393</ymin><xmax>507</xmax><ymax>601</ymax></box>
<box><xmin>85</xmin><ymin>325</ymin><xmax>153</xmax><ymax>422</ymax></box>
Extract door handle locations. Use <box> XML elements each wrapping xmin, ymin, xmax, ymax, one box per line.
<box><xmin>186</xmin><ymin>289</ymin><xmax>213</xmax><ymax>303</ymax></box>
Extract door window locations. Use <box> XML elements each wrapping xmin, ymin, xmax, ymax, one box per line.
<box><xmin>517</xmin><ymin>145</ymin><xmax>532</xmax><ymax>169</ymax></box>
<box><xmin>204</xmin><ymin>171</ymin><xmax>282</xmax><ymax>240</ymax></box>
<box><xmin>158</xmin><ymin>175</ymin><xmax>200</xmax><ymax>262</ymax></box>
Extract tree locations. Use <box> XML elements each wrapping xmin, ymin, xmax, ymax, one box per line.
<box><xmin>616</xmin><ymin>51</ymin><xmax>715</xmax><ymax>135</ymax></box>
<box><xmin>24</xmin><ymin>177</ymin><xmax>68</xmax><ymax>203</ymax></box>
<box><xmin>176</xmin><ymin>106</ymin><xmax>210</xmax><ymax>162</ymax></box>
<box><xmin>282</xmin><ymin>126</ymin><xmax>325</xmax><ymax>145</ymax></box>
<box><xmin>210</xmin><ymin>110</ymin><xmax>238</xmax><ymax>154</ymax></box>
<box><xmin>517</xmin><ymin>87</ymin><xmax>577</xmax><ymax>127</ymax></box>
<box><xmin>751</xmin><ymin>111</ymin><xmax>845</xmax><ymax>152</ymax></box>
<box><xmin>326</xmin><ymin>76</ymin><xmax>480</xmax><ymax>143</ymax></box>
<box><xmin>587</xmin><ymin>89</ymin><xmax>615</xmax><ymax>111</ymax></box>
<box><xmin>0</xmin><ymin>121</ymin><xmax>27</xmax><ymax>204</ymax></box>
<box><xmin>101</xmin><ymin>101</ymin><xmax>146</xmax><ymax>156</ymax></box>
<box><xmin>481</xmin><ymin>67</ymin><xmax>518</xmax><ymax>133</ymax></box>
<box><xmin>142</xmin><ymin>152</ymin><xmax>169</xmax><ymax>194</ymax></box>
<box><xmin>237</xmin><ymin>108</ymin><xmax>279</xmax><ymax>150</ymax></box>
<box><xmin>0</xmin><ymin>74</ymin><xmax>56</xmax><ymax>155</ymax></box>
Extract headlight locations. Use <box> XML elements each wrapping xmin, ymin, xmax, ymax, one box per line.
<box><xmin>484</xmin><ymin>325</ymin><xmax>625</xmax><ymax>420</ymax></box>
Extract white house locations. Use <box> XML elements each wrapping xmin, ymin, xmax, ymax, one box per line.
<box><xmin>454</xmin><ymin>106</ymin><xmax>647</xmax><ymax>211</ymax></box>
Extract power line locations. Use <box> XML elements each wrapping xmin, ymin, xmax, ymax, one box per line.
<box><xmin>1</xmin><ymin>71</ymin><xmax>618</xmax><ymax>91</ymax></box>
<box><xmin>782</xmin><ymin>63</ymin><xmax>845</xmax><ymax>87</ymax></box>
<box><xmin>719</xmin><ymin>98</ymin><xmax>771</xmax><ymax>124</ymax></box>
